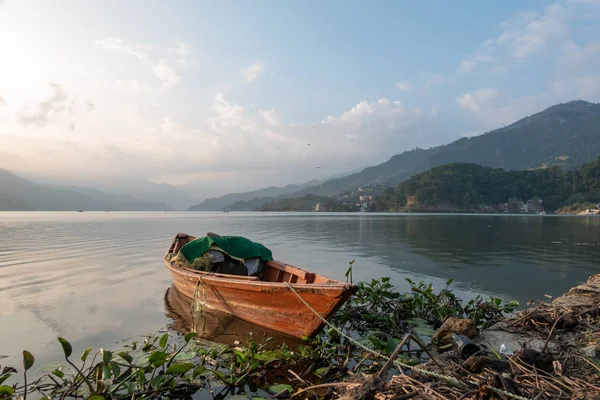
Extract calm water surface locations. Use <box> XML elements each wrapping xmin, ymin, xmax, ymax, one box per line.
<box><xmin>1</xmin><ymin>211</ymin><xmax>599</xmax><ymax>367</ymax></box>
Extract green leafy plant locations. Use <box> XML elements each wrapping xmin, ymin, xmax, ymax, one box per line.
<box><xmin>463</xmin><ymin>296</ymin><xmax>520</xmax><ymax>329</ymax></box>
<box><xmin>345</xmin><ymin>260</ymin><xmax>355</xmax><ymax>284</ymax></box>
<box><xmin>2</xmin><ymin>275</ymin><xmax>521</xmax><ymax>399</ymax></box>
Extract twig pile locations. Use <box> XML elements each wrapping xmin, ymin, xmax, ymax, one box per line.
<box><xmin>333</xmin><ymin>274</ymin><xmax>600</xmax><ymax>400</ymax></box>
<box><xmin>381</xmin><ymin>353</ymin><xmax>600</xmax><ymax>400</ymax></box>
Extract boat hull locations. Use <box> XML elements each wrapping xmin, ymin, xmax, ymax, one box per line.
<box><xmin>164</xmin><ymin>285</ymin><xmax>303</xmax><ymax>348</ymax></box>
<box><xmin>165</xmin><ymin>261</ymin><xmax>356</xmax><ymax>338</ymax></box>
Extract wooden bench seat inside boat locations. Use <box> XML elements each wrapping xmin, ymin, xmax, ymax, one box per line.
<box><xmin>263</xmin><ymin>261</ymin><xmax>316</xmax><ymax>284</ymax></box>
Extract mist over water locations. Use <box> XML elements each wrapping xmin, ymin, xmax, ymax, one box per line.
<box><xmin>1</xmin><ymin>211</ymin><xmax>599</xmax><ymax>367</ymax></box>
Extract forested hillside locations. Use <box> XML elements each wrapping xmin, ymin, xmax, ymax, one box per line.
<box><xmin>374</xmin><ymin>158</ymin><xmax>600</xmax><ymax>212</ymax></box>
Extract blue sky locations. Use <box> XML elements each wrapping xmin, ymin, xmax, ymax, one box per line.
<box><xmin>0</xmin><ymin>0</ymin><xmax>599</xmax><ymax>197</ymax></box>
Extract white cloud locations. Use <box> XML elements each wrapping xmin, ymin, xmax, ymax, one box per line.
<box><xmin>124</xmin><ymin>104</ymin><xmax>143</xmax><ymax>125</ymax></box>
<box><xmin>458</xmin><ymin>0</ymin><xmax>600</xmax><ymax>79</ymax></box>
<box><xmin>17</xmin><ymin>83</ymin><xmax>74</xmax><ymax>128</ymax></box>
<box><xmin>95</xmin><ymin>38</ymin><xmax>150</xmax><ymax>63</ymax></box>
<box><xmin>455</xmin><ymin>28</ymin><xmax>600</xmax><ymax>133</ymax></box>
<box><xmin>458</xmin><ymin>54</ymin><xmax>495</xmax><ymax>74</ymax></box>
<box><xmin>260</xmin><ymin>108</ymin><xmax>282</xmax><ymax>126</ymax></box>
<box><xmin>553</xmin><ymin>41</ymin><xmax>600</xmax><ymax>99</ymax></box>
<box><xmin>153</xmin><ymin>60</ymin><xmax>180</xmax><ymax>89</ymax></box>
<box><xmin>104</xmin><ymin>78</ymin><xmax>153</xmax><ymax>93</ymax></box>
<box><xmin>458</xmin><ymin>60</ymin><xmax>476</xmax><ymax>75</ymax></box>
<box><xmin>558</xmin><ymin>40</ymin><xmax>600</xmax><ymax>68</ymax></box>
<box><xmin>455</xmin><ymin>89</ymin><xmax>498</xmax><ymax>112</ymax></box>
<box><xmin>1</xmin><ymin>90</ymin><xmax>448</xmax><ymax>194</ymax></box>
<box><xmin>571</xmin><ymin>75</ymin><xmax>600</xmax><ymax>97</ymax></box>
<box><xmin>497</xmin><ymin>3</ymin><xmax>567</xmax><ymax>58</ymax></box>
<box><xmin>554</xmin><ymin>72</ymin><xmax>600</xmax><ymax>99</ymax></box>
<box><xmin>423</xmin><ymin>73</ymin><xmax>448</xmax><ymax>88</ymax></box>
<box><xmin>169</xmin><ymin>41</ymin><xmax>193</xmax><ymax>58</ymax></box>
<box><xmin>482</xmin><ymin>39</ymin><xmax>495</xmax><ymax>48</ymax></box>
<box><xmin>240</xmin><ymin>62</ymin><xmax>265</xmax><ymax>82</ymax></box>
<box><xmin>207</xmin><ymin>92</ymin><xmax>256</xmax><ymax>137</ymax></box>
<box><xmin>96</xmin><ymin>38</ymin><xmax>190</xmax><ymax>90</ymax></box>
<box><xmin>160</xmin><ymin>117</ymin><xmax>175</xmax><ymax>135</ymax></box>
<box><xmin>396</xmin><ymin>80</ymin><xmax>414</xmax><ymax>92</ymax></box>
<box><xmin>169</xmin><ymin>41</ymin><xmax>194</xmax><ymax>67</ymax></box>
<box><xmin>456</xmin><ymin>88</ymin><xmax>555</xmax><ymax>133</ymax></box>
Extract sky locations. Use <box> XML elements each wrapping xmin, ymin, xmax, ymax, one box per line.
<box><xmin>0</xmin><ymin>0</ymin><xmax>599</xmax><ymax>198</ymax></box>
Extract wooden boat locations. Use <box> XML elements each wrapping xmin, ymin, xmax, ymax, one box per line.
<box><xmin>164</xmin><ymin>233</ymin><xmax>358</xmax><ymax>339</ymax></box>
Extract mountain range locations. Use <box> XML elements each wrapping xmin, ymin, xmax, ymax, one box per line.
<box><xmin>2</xmin><ymin>100</ymin><xmax>599</xmax><ymax>212</ymax></box>
<box><xmin>0</xmin><ymin>169</ymin><xmax>174</xmax><ymax>211</ymax></box>
<box><xmin>188</xmin><ymin>100</ymin><xmax>600</xmax><ymax>210</ymax></box>
<box><xmin>189</xmin><ymin>180</ymin><xmax>320</xmax><ymax>211</ymax></box>
<box><xmin>187</xmin><ymin>166</ymin><xmax>368</xmax><ymax>211</ymax></box>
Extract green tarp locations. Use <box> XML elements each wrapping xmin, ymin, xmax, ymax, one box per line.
<box><xmin>179</xmin><ymin>235</ymin><xmax>273</xmax><ymax>263</ymax></box>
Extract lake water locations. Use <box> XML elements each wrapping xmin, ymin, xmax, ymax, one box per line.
<box><xmin>1</xmin><ymin>211</ymin><xmax>599</xmax><ymax>368</ymax></box>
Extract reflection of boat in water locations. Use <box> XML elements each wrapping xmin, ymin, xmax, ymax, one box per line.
<box><xmin>164</xmin><ymin>232</ymin><xmax>357</xmax><ymax>339</ymax></box>
<box><xmin>164</xmin><ymin>285</ymin><xmax>303</xmax><ymax>348</ymax></box>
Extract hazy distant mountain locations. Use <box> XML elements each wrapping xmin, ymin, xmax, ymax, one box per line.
<box><xmin>188</xmin><ymin>180</ymin><xmax>321</xmax><ymax>211</ymax></box>
<box><xmin>94</xmin><ymin>179</ymin><xmax>199</xmax><ymax>211</ymax></box>
<box><xmin>0</xmin><ymin>169</ymin><xmax>173</xmax><ymax>211</ymax></box>
<box><xmin>218</xmin><ymin>100</ymin><xmax>600</xmax><ymax>205</ymax></box>
<box><xmin>0</xmin><ymin>197</ymin><xmax>35</xmax><ymax>211</ymax></box>
<box><xmin>16</xmin><ymin>173</ymin><xmax>200</xmax><ymax>211</ymax></box>
<box><xmin>187</xmin><ymin>166</ymin><xmax>368</xmax><ymax>211</ymax></box>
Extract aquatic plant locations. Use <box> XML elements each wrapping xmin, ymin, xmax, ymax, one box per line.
<box><xmin>0</xmin><ymin>275</ymin><xmax>520</xmax><ymax>399</ymax></box>
<box><xmin>0</xmin><ymin>330</ymin><xmax>372</xmax><ymax>399</ymax></box>
<box><xmin>331</xmin><ymin>276</ymin><xmax>519</xmax><ymax>351</ymax></box>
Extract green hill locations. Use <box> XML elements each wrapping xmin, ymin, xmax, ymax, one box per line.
<box><xmin>374</xmin><ymin>158</ymin><xmax>600</xmax><ymax>212</ymax></box>
<box><xmin>259</xmin><ymin>194</ymin><xmax>358</xmax><ymax>212</ymax></box>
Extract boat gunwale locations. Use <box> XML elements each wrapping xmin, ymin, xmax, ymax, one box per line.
<box><xmin>164</xmin><ymin>259</ymin><xmax>355</xmax><ymax>291</ymax></box>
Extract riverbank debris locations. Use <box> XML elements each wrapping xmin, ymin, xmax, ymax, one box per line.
<box><xmin>364</xmin><ymin>273</ymin><xmax>600</xmax><ymax>400</ymax></box>
<box><xmin>432</xmin><ymin>317</ymin><xmax>478</xmax><ymax>346</ymax></box>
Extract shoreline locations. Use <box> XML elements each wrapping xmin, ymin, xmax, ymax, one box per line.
<box><xmin>251</xmin><ymin>209</ymin><xmax>598</xmax><ymax>216</ymax></box>
<box><xmin>2</xmin><ymin>274</ymin><xmax>598</xmax><ymax>399</ymax></box>
<box><xmin>375</xmin><ymin>273</ymin><xmax>600</xmax><ymax>399</ymax></box>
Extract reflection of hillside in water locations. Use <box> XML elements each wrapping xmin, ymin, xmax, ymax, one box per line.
<box><xmin>163</xmin><ymin>285</ymin><xmax>303</xmax><ymax>349</ymax></box>
<box><xmin>270</xmin><ymin>214</ymin><xmax>600</xmax><ymax>303</ymax></box>
<box><xmin>399</xmin><ymin>215</ymin><xmax>600</xmax><ymax>264</ymax></box>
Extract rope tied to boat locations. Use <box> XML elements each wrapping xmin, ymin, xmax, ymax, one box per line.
<box><xmin>192</xmin><ymin>277</ymin><xmax>208</xmax><ymax>333</ymax></box>
<box><xmin>285</xmin><ymin>282</ymin><xmax>533</xmax><ymax>400</ymax></box>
